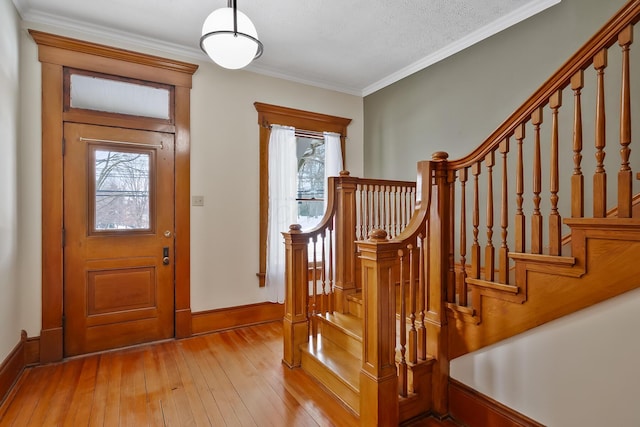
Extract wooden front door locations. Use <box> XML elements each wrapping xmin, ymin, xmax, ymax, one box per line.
<box><xmin>63</xmin><ymin>122</ymin><xmax>175</xmax><ymax>356</ymax></box>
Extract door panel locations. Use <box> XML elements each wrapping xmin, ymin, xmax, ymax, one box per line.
<box><xmin>63</xmin><ymin>122</ymin><xmax>175</xmax><ymax>356</ymax></box>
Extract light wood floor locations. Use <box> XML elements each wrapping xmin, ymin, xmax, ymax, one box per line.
<box><xmin>0</xmin><ymin>321</ymin><xmax>455</xmax><ymax>426</ymax></box>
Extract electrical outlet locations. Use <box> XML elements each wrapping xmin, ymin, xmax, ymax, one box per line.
<box><xmin>192</xmin><ymin>195</ymin><xmax>204</xmax><ymax>206</ymax></box>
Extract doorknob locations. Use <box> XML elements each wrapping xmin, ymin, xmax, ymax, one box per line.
<box><xmin>162</xmin><ymin>247</ymin><xmax>170</xmax><ymax>265</ymax></box>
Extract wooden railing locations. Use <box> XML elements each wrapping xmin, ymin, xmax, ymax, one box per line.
<box><xmin>282</xmin><ymin>172</ymin><xmax>415</xmax><ymax>368</ymax></box>
<box><xmin>355</xmin><ymin>0</ymin><xmax>640</xmax><ymax>424</ymax></box>
<box><xmin>444</xmin><ymin>0</ymin><xmax>640</xmax><ymax>307</ymax></box>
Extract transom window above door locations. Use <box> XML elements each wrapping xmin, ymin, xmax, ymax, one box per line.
<box><xmin>64</xmin><ymin>68</ymin><xmax>175</xmax><ymax>125</ymax></box>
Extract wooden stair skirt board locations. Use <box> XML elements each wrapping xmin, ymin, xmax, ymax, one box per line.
<box><xmin>448</xmin><ymin>219</ymin><xmax>640</xmax><ymax>359</ymax></box>
<box><xmin>449</xmin><ymin>379</ymin><xmax>544</xmax><ymax>427</ymax></box>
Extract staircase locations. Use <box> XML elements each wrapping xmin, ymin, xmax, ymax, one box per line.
<box><xmin>301</xmin><ymin>290</ymin><xmax>438</xmax><ymax>421</ymax></box>
<box><xmin>282</xmin><ymin>1</ymin><xmax>640</xmax><ymax>425</ymax></box>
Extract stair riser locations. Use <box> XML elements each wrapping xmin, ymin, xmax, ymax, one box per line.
<box><xmin>317</xmin><ymin>321</ymin><xmax>361</xmax><ymax>358</ymax></box>
<box><xmin>347</xmin><ymin>298</ymin><xmax>363</xmax><ymax>318</ymax></box>
<box><xmin>301</xmin><ymin>350</ymin><xmax>360</xmax><ymax>415</ymax></box>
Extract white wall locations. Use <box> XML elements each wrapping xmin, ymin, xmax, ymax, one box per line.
<box><xmin>0</xmin><ymin>0</ymin><xmax>22</xmax><ymax>361</ymax></box>
<box><xmin>15</xmin><ymin>21</ymin><xmax>364</xmax><ymax>337</ymax></box>
<box><xmin>189</xmin><ymin>66</ymin><xmax>363</xmax><ymax>311</ymax></box>
<box><xmin>451</xmin><ymin>288</ymin><xmax>640</xmax><ymax>426</ymax></box>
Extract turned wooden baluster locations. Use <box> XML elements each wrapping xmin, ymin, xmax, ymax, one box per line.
<box><xmin>594</xmin><ymin>48</ymin><xmax>608</xmax><ymax>218</ymax></box>
<box><xmin>320</xmin><ymin>230</ymin><xmax>327</xmax><ymax>314</ymax></box>
<box><xmin>374</xmin><ymin>185</ymin><xmax>387</xmax><ymax>231</ymax></box>
<box><xmin>408</xmin><ymin>244</ymin><xmax>417</xmax><ymax>365</ymax></box>
<box><xmin>515</xmin><ymin>124</ymin><xmax>526</xmax><ymax>252</ymax></box>
<box><xmin>389</xmin><ymin>185</ymin><xmax>400</xmax><ymax>237</ymax></box>
<box><xmin>532</xmin><ymin>107</ymin><xmax>543</xmax><ymax>254</ymax></box>
<box><xmin>398</xmin><ymin>186</ymin><xmax>404</xmax><ymax>236</ymax></box>
<box><xmin>328</xmin><ymin>222</ymin><xmax>335</xmax><ymax>313</ymax></box>
<box><xmin>471</xmin><ymin>162</ymin><xmax>481</xmax><ymax>279</ymax></box>
<box><xmin>398</xmin><ymin>249</ymin><xmax>408</xmax><ymax>398</ymax></box>
<box><xmin>403</xmin><ymin>186</ymin><xmax>410</xmax><ymax>231</ymax></box>
<box><xmin>368</xmin><ymin>185</ymin><xmax>374</xmax><ymax>236</ymax></box>
<box><xmin>400</xmin><ymin>186</ymin><xmax>407</xmax><ymax>231</ymax></box>
<box><xmin>362</xmin><ymin>184</ymin><xmax>369</xmax><ymax>237</ymax></box>
<box><xmin>618</xmin><ymin>26</ymin><xmax>633</xmax><ymax>218</ymax></box>
<box><xmin>485</xmin><ymin>152</ymin><xmax>495</xmax><ymax>281</ymax></box>
<box><xmin>379</xmin><ymin>186</ymin><xmax>384</xmax><ymax>233</ymax></box>
<box><xmin>448</xmin><ymin>171</ymin><xmax>457</xmax><ymax>302</ymax></box>
<box><xmin>311</xmin><ymin>235</ymin><xmax>318</xmax><ymax>320</ymax></box>
<box><xmin>390</xmin><ymin>186</ymin><xmax>395</xmax><ymax>237</ymax></box>
<box><xmin>417</xmin><ymin>233</ymin><xmax>427</xmax><ymax>360</ymax></box>
<box><xmin>458</xmin><ymin>168</ymin><xmax>468</xmax><ymax>305</ymax></box>
<box><xmin>549</xmin><ymin>90</ymin><xmax>562</xmax><ymax>256</ymax></box>
<box><xmin>357</xmin><ymin>184</ymin><xmax>364</xmax><ymax>240</ymax></box>
<box><xmin>499</xmin><ymin>139</ymin><xmax>510</xmax><ymax>284</ymax></box>
<box><xmin>571</xmin><ymin>70</ymin><xmax>585</xmax><ymax>218</ymax></box>
<box><xmin>389</xmin><ymin>186</ymin><xmax>396</xmax><ymax>237</ymax></box>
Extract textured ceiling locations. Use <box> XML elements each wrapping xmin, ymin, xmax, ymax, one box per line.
<box><xmin>12</xmin><ymin>0</ymin><xmax>560</xmax><ymax>95</ymax></box>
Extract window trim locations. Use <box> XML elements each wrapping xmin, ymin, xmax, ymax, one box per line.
<box><xmin>254</xmin><ymin>102</ymin><xmax>351</xmax><ymax>287</ymax></box>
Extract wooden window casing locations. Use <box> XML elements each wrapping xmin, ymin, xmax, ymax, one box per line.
<box><xmin>254</xmin><ymin>102</ymin><xmax>351</xmax><ymax>286</ymax></box>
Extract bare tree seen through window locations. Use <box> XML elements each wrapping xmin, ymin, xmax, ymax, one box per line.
<box><xmin>94</xmin><ymin>149</ymin><xmax>150</xmax><ymax>230</ymax></box>
<box><xmin>296</xmin><ymin>138</ymin><xmax>324</xmax><ymax>229</ymax></box>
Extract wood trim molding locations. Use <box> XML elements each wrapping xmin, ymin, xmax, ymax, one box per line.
<box><xmin>192</xmin><ymin>302</ymin><xmax>284</xmax><ymax>335</ymax></box>
<box><xmin>29</xmin><ymin>30</ymin><xmax>198</xmax><ymax>84</ymax></box>
<box><xmin>31</xmin><ymin>30</ymin><xmax>197</xmax><ymax>361</ymax></box>
<box><xmin>253</xmin><ymin>102</ymin><xmax>352</xmax><ymax>286</ymax></box>
<box><xmin>0</xmin><ymin>332</ymin><xmax>27</xmax><ymax>407</ymax></box>
<box><xmin>449</xmin><ymin>378</ymin><xmax>545</xmax><ymax>427</ymax></box>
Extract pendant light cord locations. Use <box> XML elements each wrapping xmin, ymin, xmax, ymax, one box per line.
<box><xmin>229</xmin><ymin>0</ymin><xmax>238</xmax><ymax>36</ymax></box>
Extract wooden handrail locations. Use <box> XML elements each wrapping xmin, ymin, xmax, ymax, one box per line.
<box><xmin>449</xmin><ymin>0</ymin><xmax>640</xmax><ymax>169</ymax></box>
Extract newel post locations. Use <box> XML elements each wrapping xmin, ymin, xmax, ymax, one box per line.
<box><xmin>282</xmin><ymin>224</ymin><xmax>309</xmax><ymax>368</ymax></box>
<box><xmin>427</xmin><ymin>151</ymin><xmax>451</xmax><ymax>416</ymax></box>
<box><xmin>334</xmin><ymin>171</ymin><xmax>358</xmax><ymax>313</ymax></box>
<box><xmin>358</xmin><ymin>229</ymin><xmax>400</xmax><ymax>426</ymax></box>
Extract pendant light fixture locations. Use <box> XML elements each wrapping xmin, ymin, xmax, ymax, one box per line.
<box><xmin>200</xmin><ymin>0</ymin><xmax>264</xmax><ymax>70</ymax></box>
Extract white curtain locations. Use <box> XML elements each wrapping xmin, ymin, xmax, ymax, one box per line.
<box><xmin>266</xmin><ymin>125</ymin><xmax>298</xmax><ymax>303</ymax></box>
<box><xmin>323</xmin><ymin>132</ymin><xmax>343</xmax><ymax>208</ymax></box>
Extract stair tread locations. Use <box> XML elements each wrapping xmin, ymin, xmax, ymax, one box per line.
<box><xmin>315</xmin><ymin>312</ymin><xmax>362</xmax><ymax>339</ymax></box>
<box><xmin>302</xmin><ymin>336</ymin><xmax>361</xmax><ymax>391</ymax></box>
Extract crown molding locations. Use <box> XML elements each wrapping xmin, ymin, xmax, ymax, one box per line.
<box><xmin>20</xmin><ymin>8</ymin><xmax>207</xmax><ymax>63</ymax></box>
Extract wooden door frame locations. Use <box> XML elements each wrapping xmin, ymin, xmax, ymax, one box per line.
<box><xmin>30</xmin><ymin>30</ymin><xmax>199</xmax><ymax>363</ymax></box>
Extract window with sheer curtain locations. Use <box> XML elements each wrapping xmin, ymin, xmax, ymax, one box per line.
<box><xmin>254</xmin><ymin>102</ymin><xmax>351</xmax><ymax>301</ymax></box>
<box><xmin>265</xmin><ymin>128</ymin><xmax>344</xmax><ymax>303</ymax></box>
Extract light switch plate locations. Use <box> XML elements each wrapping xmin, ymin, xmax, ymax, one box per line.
<box><xmin>192</xmin><ymin>195</ymin><xmax>204</xmax><ymax>206</ymax></box>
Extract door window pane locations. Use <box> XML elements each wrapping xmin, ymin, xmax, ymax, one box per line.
<box><xmin>94</xmin><ymin>149</ymin><xmax>151</xmax><ymax>231</ymax></box>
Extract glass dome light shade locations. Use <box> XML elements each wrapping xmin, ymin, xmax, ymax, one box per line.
<box><xmin>200</xmin><ymin>7</ymin><xmax>262</xmax><ymax>70</ymax></box>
